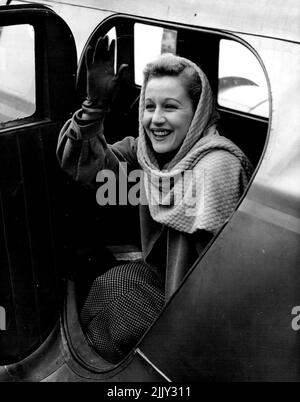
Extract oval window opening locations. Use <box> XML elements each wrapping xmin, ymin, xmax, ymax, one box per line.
<box><xmin>218</xmin><ymin>39</ymin><xmax>269</xmax><ymax>118</ymax></box>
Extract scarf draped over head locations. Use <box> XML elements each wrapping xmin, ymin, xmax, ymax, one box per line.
<box><xmin>137</xmin><ymin>54</ymin><xmax>253</xmax><ymax>234</ymax></box>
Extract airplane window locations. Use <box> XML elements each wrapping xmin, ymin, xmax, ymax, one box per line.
<box><xmin>218</xmin><ymin>39</ymin><xmax>269</xmax><ymax>117</ymax></box>
<box><xmin>0</xmin><ymin>24</ymin><xmax>36</xmax><ymax>123</ymax></box>
<box><xmin>134</xmin><ymin>23</ymin><xmax>177</xmax><ymax>85</ymax></box>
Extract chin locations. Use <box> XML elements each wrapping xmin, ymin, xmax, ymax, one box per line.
<box><xmin>152</xmin><ymin>145</ymin><xmax>173</xmax><ymax>154</ymax></box>
<box><xmin>151</xmin><ymin>140</ymin><xmax>174</xmax><ymax>154</ymax></box>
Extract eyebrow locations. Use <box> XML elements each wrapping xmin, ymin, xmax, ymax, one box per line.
<box><xmin>145</xmin><ymin>97</ymin><xmax>182</xmax><ymax>104</ymax></box>
<box><xmin>165</xmin><ymin>97</ymin><xmax>181</xmax><ymax>104</ymax></box>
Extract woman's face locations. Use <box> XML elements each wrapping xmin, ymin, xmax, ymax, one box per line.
<box><xmin>142</xmin><ymin>76</ymin><xmax>195</xmax><ymax>154</ymax></box>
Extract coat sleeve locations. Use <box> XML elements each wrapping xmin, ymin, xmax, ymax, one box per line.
<box><xmin>56</xmin><ymin>109</ymin><xmax>139</xmax><ymax>189</ymax></box>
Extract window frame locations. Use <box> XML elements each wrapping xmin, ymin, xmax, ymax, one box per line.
<box><xmin>0</xmin><ymin>4</ymin><xmax>77</xmax><ymax>132</ymax></box>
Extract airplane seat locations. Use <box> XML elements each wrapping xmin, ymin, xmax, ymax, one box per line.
<box><xmin>217</xmin><ymin>111</ymin><xmax>268</xmax><ymax>169</ymax></box>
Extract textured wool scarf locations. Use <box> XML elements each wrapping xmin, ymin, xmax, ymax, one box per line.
<box><xmin>137</xmin><ymin>54</ymin><xmax>253</xmax><ymax>234</ymax></box>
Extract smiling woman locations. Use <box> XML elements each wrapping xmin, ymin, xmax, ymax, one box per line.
<box><xmin>57</xmin><ymin>39</ymin><xmax>253</xmax><ymax>363</ymax></box>
<box><xmin>2</xmin><ymin>0</ymin><xmax>300</xmax><ymax>383</ymax></box>
<box><xmin>143</xmin><ymin>75</ymin><xmax>195</xmax><ymax>155</ymax></box>
<box><xmin>140</xmin><ymin>53</ymin><xmax>204</xmax><ymax>160</ymax></box>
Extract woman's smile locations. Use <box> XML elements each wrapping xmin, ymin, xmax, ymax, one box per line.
<box><xmin>142</xmin><ymin>76</ymin><xmax>195</xmax><ymax>154</ymax></box>
<box><xmin>151</xmin><ymin>129</ymin><xmax>172</xmax><ymax>140</ymax></box>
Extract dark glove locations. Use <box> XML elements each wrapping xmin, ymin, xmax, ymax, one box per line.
<box><xmin>83</xmin><ymin>36</ymin><xmax>128</xmax><ymax>112</ymax></box>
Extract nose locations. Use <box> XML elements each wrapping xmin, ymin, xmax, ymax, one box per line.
<box><xmin>151</xmin><ymin>107</ymin><xmax>166</xmax><ymax>125</ymax></box>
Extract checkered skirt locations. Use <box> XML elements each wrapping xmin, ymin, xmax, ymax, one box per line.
<box><xmin>80</xmin><ymin>261</ymin><xmax>164</xmax><ymax>363</ymax></box>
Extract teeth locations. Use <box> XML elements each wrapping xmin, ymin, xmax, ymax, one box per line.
<box><xmin>152</xmin><ymin>130</ymin><xmax>170</xmax><ymax>137</ymax></box>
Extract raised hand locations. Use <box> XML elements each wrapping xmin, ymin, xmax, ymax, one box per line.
<box><xmin>84</xmin><ymin>36</ymin><xmax>128</xmax><ymax>111</ymax></box>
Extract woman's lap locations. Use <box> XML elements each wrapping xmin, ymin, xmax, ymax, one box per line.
<box><xmin>80</xmin><ymin>261</ymin><xmax>164</xmax><ymax>363</ymax></box>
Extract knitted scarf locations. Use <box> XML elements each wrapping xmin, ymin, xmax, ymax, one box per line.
<box><xmin>137</xmin><ymin>54</ymin><xmax>253</xmax><ymax>234</ymax></box>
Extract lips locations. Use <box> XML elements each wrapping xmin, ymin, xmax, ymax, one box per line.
<box><xmin>151</xmin><ymin>129</ymin><xmax>172</xmax><ymax>140</ymax></box>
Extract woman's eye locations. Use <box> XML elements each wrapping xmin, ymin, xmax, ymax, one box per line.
<box><xmin>145</xmin><ymin>104</ymin><xmax>155</xmax><ymax>111</ymax></box>
<box><xmin>165</xmin><ymin>104</ymin><xmax>177</xmax><ymax>109</ymax></box>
